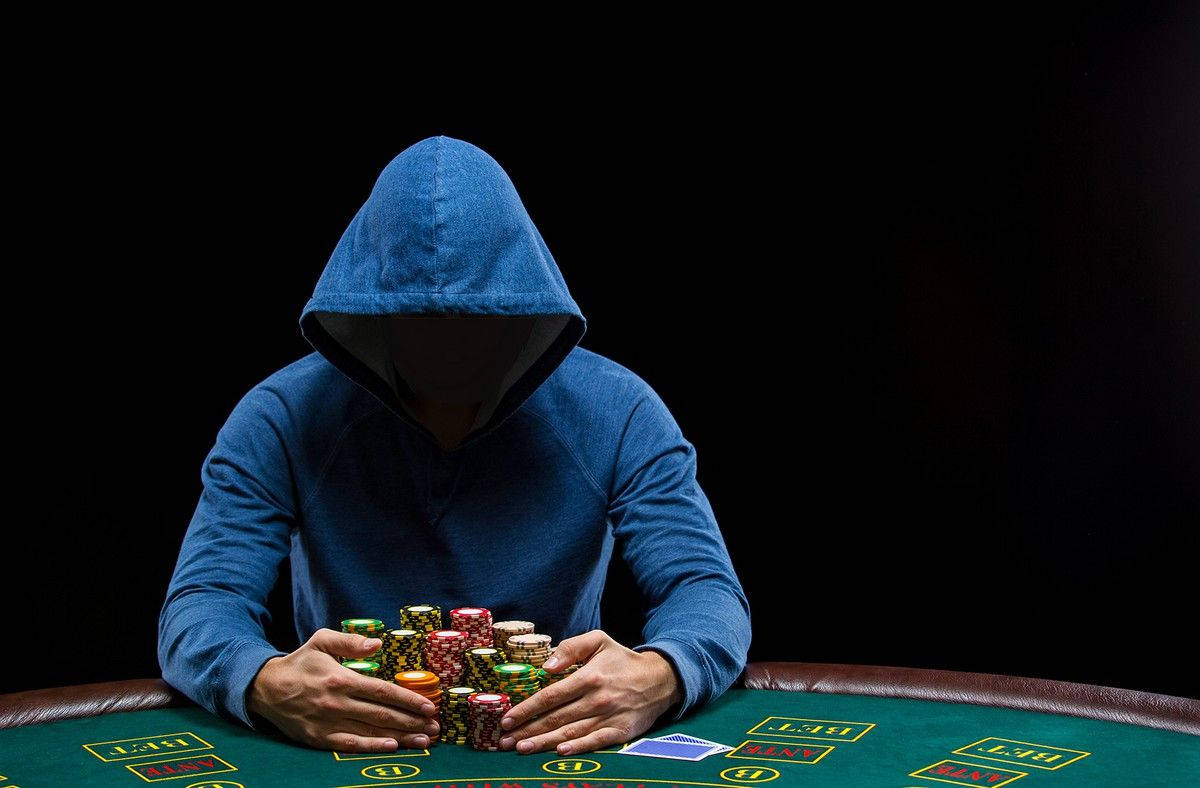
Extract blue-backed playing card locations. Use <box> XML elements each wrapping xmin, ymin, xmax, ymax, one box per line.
<box><xmin>655</xmin><ymin>732</ymin><xmax>733</xmax><ymax>753</ymax></box>
<box><xmin>618</xmin><ymin>738</ymin><xmax>723</xmax><ymax>761</ymax></box>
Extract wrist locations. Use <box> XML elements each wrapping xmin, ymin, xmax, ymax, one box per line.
<box><xmin>639</xmin><ymin>648</ymin><xmax>684</xmax><ymax>709</ymax></box>
<box><xmin>246</xmin><ymin>656</ymin><xmax>282</xmax><ymax>718</ymax></box>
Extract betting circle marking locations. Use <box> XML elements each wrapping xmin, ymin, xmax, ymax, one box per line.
<box><xmin>542</xmin><ymin>757</ymin><xmax>602</xmax><ymax>775</ymax></box>
<box><xmin>720</xmin><ymin>765</ymin><xmax>782</xmax><ymax>783</ymax></box>
<box><xmin>360</xmin><ymin>763</ymin><xmax>422</xmax><ymax>780</ymax></box>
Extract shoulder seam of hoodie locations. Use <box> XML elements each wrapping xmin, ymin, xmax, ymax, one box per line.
<box><xmin>520</xmin><ymin>408</ymin><xmax>608</xmax><ymax>504</ymax></box>
<box><xmin>300</xmin><ymin>402</ymin><xmax>388</xmax><ymax>513</ymax></box>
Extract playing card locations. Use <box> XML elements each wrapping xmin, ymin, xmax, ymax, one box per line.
<box><xmin>654</xmin><ymin>732</ymin><xmax>733</xmax><ymax>752</ymax></box>
<box><xmin>617</xmin><ymin>738</ymin><xmax>723</xmax><ymax>761</ymax></box>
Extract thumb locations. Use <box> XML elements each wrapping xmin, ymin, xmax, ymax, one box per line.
<box><xmin>543</xmin><ymin>629</ymin><xmax>608</xmax><ymax>672</ymax></box>
<box><xmin>309</xmin><ymin>628</ymin><xmax>382</xmax><ymax>659</ymax></box>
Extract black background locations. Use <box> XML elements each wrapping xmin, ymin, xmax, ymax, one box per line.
<box><xmin>4</xmin><ymin>7</ymin><xmax>1197</xmax><ymax>700</ymax></box>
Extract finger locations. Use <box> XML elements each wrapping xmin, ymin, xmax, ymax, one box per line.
<box><xmin>556</xmin><ymin>725</ymin><xmax>628</xmax><ymax>756</ymax></box>
<box><xmin>543</xmin><ymin>629</ymin><xmax>609</xmax><ymax>672</ymax></box>
<box><xmin>310</xmin><ymin>628</ymin><xmax>383</xmax><ymax>660</ymax></box>
<box><xmin>319</xmin><ymin>731</ymin><xmax>401</xmax><ymax>754</ymax></box>
<box><xmin>508</xmin><ymin>715</ymin><xmax>606</xmax><ymax>755</ymax></box>
<box><xmin>337</xmin><ymin>719</ymin><xmax>433</xmax><ymax>750</ymax></box>
<box><xmin>342</xmin><ymin>698</ymin><xmax>441</xmax><ymax>737</ymax></box>
<box><xmin>503</xmin><ymin>697</ymin><xmax>594</xmax><ymax>747</ymax></box>
<box><xmin>344</xmin><ymin>673</ymin><xmax>437</xmax><ymax>717</ymax></box>
<box><xmin>500</xmin><ymin>669</ymin><xmax>591</xmax><ymax>731</ymax></box>
<box><xmin>331</xmin><ymin>724</ymin><xmax>434</xmax><ymax>748</ymax></box>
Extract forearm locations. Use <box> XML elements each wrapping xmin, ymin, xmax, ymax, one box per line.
<box><xmin>159</xmin><ymin>384</ymin><xmax>298</xmax><ymax>727</ymax></box>
<box><xmin>631</xmin><ymin>576</ymin><xmax>751</xmax><ymax>720</ymax></box>
<box><xmin>158</xmin><ymin>590</ymin><xmax>288</xmax><ymax>728</ymax></box>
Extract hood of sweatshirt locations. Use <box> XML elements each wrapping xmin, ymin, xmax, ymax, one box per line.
<box><xmin>299</xmin><ymin>135</ymin><xmax>587</xmax><ymax>450</ymax></box>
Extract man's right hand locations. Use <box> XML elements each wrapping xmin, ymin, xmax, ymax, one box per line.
<box><xmin>247</xmin><ymin>628</ymin><xmax>441</xmax><ymax>752</ymax></box>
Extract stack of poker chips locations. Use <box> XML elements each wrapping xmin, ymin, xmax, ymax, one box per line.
<box><xmin>440</xmin><ymin>686</ymin><xmax>476</xmax><ymax>745</ymax></box>
<box><xmin>341</xmin><ymin>618</ymin><xmax>386</xmax><ymax>665</ymax></box>
<box><xmin>464</xmin><ymin>647</ymin><xmax>507</xmax><ymax>692</ymax></box>
<box><xmin>424</xmin><ymin>629</ymin><xmax>470</xmax><ymax>686</ymax></box>
<box><xmin>341</xmin><ymin>660</ymin><xmax>381</xmax><ymax>678</ymax></box>
<box><xmin>380</xmin><ymin>628</ymin><xmax>425</xmax><ymax>679</ymax></box>
<box><xmin>536</xmin><ymin>664</ymin><xmax>580</xmax><ymax>688</ymax></box>
<box><xmin>506</xmin><ymin>633</ymin><xmax>552</xmax><ymax>667</ymax></box>
<box><xmin>400</xmin><ymin>604</ymin><xmax>443</xmax><ymax>634</ymax></box>
<box><xmin>491</xmin><ymin>620</ymin><xmax>534</xmax><ymax>649</ymax></box>
<box><xmin>394</xmin><ymin>670</ymin><xmax>442</xmax><ymax>706</ymax></box>
<box><xmin>493</xmin><ymin>662</ymin><xmax>539</xmax><ymax>705</ymax></box>
<box><xmin>468</xmin><ymin>692</ymin><xmax>511</xmax><ymax>751</ymax></box>
<box><xmin>449</xmin><ymin>607</ymin><xmax>494</xmax><ymax>646</ymax></box>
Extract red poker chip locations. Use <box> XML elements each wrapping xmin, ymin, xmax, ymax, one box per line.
<box><xmin>468</xmin><ymin>692</ymin><xmax>509</xmax><ymax>703</ymax></box>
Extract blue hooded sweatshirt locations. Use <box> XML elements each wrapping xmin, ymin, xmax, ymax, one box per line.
<box><xmin>157</xmin><ymin>134</ymin><xmax>752</xmax><ymax>731</ymax></box>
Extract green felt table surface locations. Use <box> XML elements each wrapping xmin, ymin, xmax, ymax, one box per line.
<box><xmin>0</xmin><ymin>687</ymin><xmax>1196</xmax><ymax>787</ymax></box>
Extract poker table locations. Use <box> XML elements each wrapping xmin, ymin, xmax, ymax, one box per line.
<box><xmin>1</xmin><ymin>662</ymin><xmax>1196</xmax><ymax>787</ymax></box>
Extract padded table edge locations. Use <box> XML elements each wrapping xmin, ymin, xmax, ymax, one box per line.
<box><xmin>0</xmin><ymin>678</ymin><xmax>187</xmax><ymax>729</ymax></box>
<box><xmin>738</xmin><ymin>661</ymin><xmax>1200</xmax><ymax>736</ymax></box>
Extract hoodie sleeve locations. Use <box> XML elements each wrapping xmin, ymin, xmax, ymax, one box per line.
<box><xmin>608</xmin><ymin>386</ymin><xmax>752</xmax><ymax>722</ymax></box>
<box><xmin>157</xmin><ymin>385</ymin><xmax>294</xmax><ymax>730</ymax></box>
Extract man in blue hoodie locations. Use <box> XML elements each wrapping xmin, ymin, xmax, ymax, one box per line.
<box><xmin>157</xmin><ymin>135</ymin><xmax>752</xmax><ymax>757</ymax></box>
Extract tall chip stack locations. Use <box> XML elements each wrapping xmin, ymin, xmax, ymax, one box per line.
<box><xmin>464</xmin><ymin>647</ymin><xmax>507</xmax><ymax>691</ymax></box>
<box><xmin>449</xmin><ymin>607</ymin><xmax>494</xmax><ymax>646</ymax></box>
<box><xmin>380</xmin><ymin>628</ymin><xmax>425</xmax><ymax>679</ymax></box>
<box><xmin>440</xmin><ymin>686</ymin><xmax>476</xmax><ymax>745</ymax></box>
<box><xmin>468</xmin><ymin>692</ymin><xmax>511</xmax><ymax>751</ymax></box>
<box><xmin>423</xmin><ymin>629</ymin><xmax>469</xmax><ymax>686</ymax></box>
<box><xmin>399</xmin><ymin>604</ymin><xmax>442</xmax><ymax>633</ymax></box>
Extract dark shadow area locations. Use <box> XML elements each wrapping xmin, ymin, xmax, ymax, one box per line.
<box><xmin>3</xmin><ymin>6</ymin><xmax>1196</xmax><ymax>701</ymax></box>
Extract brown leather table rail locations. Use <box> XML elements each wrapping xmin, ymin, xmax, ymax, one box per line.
<box><xmin>741</xmin><ymin>662</ymin><xmax>1199</xmax><ymax>736</ymax></box>
<box><xmin>0</xmin><ymin>678</ymin><xmax>187</xmax><ymax>730</ymax></box>
<box><xmin>1</xmin><ymin>661</ymin><xmax>1196</xmax><ymax>735</ymax></box>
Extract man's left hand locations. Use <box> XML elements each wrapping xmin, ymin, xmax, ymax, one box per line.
<box><xmin>498</xmin><ymin>629</ymin><xmax>683</xmax><ymax>755</ymax></box>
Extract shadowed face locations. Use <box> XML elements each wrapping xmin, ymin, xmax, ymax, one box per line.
<box><xmin>385</xmin><ymin>314</ymin><xmax>537</xmax><ymax>405</ymax></box>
